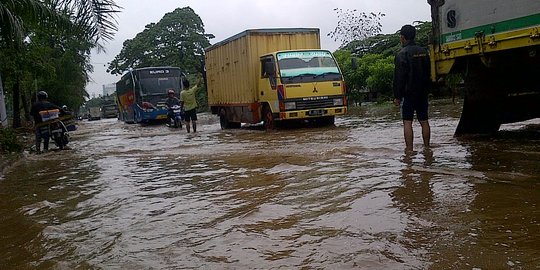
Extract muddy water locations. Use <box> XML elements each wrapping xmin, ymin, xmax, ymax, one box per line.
<box><xmin>1</xmin><ymin>100</ymin><xmax>539</xmax><ymax>269</ymax></box>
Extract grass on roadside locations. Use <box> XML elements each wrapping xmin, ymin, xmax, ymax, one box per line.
<box><xmin>0</xmin><ymin>128</ymin><xmax>24</xmax><ymax>153</ymax></box>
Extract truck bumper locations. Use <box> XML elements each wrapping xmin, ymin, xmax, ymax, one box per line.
<box><xmin>279</xmin><ymin>106</ymin><xmax>347</xmax><ymax>120</ymax></box>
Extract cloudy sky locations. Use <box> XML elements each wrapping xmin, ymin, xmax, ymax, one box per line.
<box><xmin>87</xmin><ymin>0</ymin><xmax>431</xmax><ymax>97</ymax></box>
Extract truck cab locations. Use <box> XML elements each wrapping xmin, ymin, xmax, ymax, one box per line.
<box><xmin>258</xmin><ymin>50</ymin><xmax>347</xmax><ymax>128</ymax></box>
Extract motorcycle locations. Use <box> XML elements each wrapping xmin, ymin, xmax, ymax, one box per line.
<box><xmin>167</xmin><ymin>105</ymin><xmax>183</xmax><ymax>128</ymax></box>
<box><xmin>38</xmin><ymin>110</ymin><xmax>75</xmax><ymax>150</ymax></box>
<box><xmin>49</xmin><ymin>119</ymin><xmax>70</xmax><ymax>150</ymax></box>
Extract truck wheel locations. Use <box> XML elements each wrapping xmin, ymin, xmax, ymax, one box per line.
<box><xmin>455</xmin><ymin>59</ymin><xmax>502</xmax><ymax>135</ymax></box>
<box><xmin>318</xmin><ymin>116</ymin><xmax>335</xmax><ymax>126</ymax></box>
<box><xmin>219</xmin><ymin>108</ymin><xmax>231</xmax><ymax>129</ymax></box>
<box><xmin>263</xmin><ymin>106</ymin><xmax>275</xmax><ymax>130</ymax></box>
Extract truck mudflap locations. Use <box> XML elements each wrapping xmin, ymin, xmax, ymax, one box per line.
<box><xmin>278</xmin><ymin>106</ymin><xmax>347</xmax><ymax>120</ymax></box>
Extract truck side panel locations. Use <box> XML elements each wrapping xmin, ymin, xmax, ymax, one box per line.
<box><xmin>440</xmin><ymin>0</ymin><xmax>540</xmax><ymax>43</ymax></box>
<box><xmin>432</xmin><ymin>0</ymin><xmax>540</xmax><ymax>76</ymax></box>
<box><xmin>206</xmin><ymin>36</ymin><xmax>254</xmax><ymax>105</ymax></box>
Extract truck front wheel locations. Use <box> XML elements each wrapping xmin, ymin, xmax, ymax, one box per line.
<box><xmin>263</xmin><ymin>106</ymin><xmax>275</xmax><ymax>130</ymax></box>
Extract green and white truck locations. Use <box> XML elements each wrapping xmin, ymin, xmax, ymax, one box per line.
<box><xmin>429</xmin><ymin>0</ymin><xmax>540</xmax><ymax>134</ymax></box>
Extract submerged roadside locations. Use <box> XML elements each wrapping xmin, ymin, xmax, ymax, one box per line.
<box><xmin>0</xmin><ymin>127</ymin><xmax>33</xmax><ymax>179</ymax></box>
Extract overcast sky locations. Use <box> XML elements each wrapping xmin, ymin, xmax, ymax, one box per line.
<box><xmin>86</xmin><ymin>0</ymin><xmax>431</xmax><ymax>97</ymax></box>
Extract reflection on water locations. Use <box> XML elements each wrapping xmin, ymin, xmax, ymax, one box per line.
<box><xmin>1</xmin><ymin>100</ymin><xmax>539</xmax><ymax>269</ymax></box>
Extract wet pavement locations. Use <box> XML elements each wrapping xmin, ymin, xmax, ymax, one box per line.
<box><xmin>1</xmin><ymin>99</ymin><xmax>539</xmax><ymax>269</ymax></box>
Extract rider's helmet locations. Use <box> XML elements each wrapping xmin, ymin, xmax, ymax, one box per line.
<box><xmin>37</xmin><ymin>91</ymin><xmax>48</xmax><ymax>100</ymax></box>
<box><xmin>167</xmin><ymin>89</ymin><xmax>175</xmax><ymax>96</ymax></box>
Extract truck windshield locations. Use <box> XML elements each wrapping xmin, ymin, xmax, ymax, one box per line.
<box><xmin>277</xmin><ymin>51</ymin><xmax>341</xmax><ymax>84</ymax></box>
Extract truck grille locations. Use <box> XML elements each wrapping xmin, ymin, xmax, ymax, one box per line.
<box><xmin>285</xmin><ymin>96</ymin><xmax>343</xmax><ymax>110</ymax></box>
<box><xmin>294</xmin><ymin>98</ymin><xmax>334</xmax><ymax>110</ymax></box>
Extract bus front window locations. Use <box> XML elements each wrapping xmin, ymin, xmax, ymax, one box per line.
<box><xmin>139</xmin><ymin>77</ymin><xmax>181</xmax><ymax>96</ymax></box>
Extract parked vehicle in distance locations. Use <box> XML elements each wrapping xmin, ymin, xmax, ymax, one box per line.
<box><xmin>429</xmin><ymin>0</ymin><xmax>540</xmax><ymax>134</ymax></box>
<box><xmin>205</xmin><ymin>28</ymin><xmax>347</xmax><ymax>130</ymax></box>
<box><xmin>116</xmin><ymin>67</ymin><xmax>184</xmax><ymax>124</ymax></box>
<box><xmin>88</xmin><ymin>107</ymin><xmax>101</xmax><ymax>121</ymax></box>
<box><xmin>101</xmin><ymin>103</ymin><xmax>118</xmax><ymax>118</ymax></box>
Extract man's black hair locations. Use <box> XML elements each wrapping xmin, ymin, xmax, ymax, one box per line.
<box><xmin>400</xmin><ymin>25</ymin><xmax>416</xmax><ymax>41</ymax></box>
<box><xmin>183</xmin><ymin>79</ymin><xmax>190</xmax><ymax>89</ymax></box>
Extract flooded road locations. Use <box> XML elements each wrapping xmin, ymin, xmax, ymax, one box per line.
<box><xmin>1</xmin><ymin>99</ymin><xmax>539</xmax><ymax>269</ymax></box>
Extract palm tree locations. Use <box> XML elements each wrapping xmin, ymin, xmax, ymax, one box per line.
<box><xmin>0</xmin><ymin>0</ymin><xmax>120</xmax><ymax>127</ymax></box>
<box><xmin>0</xmin><ymin>0</ymin><xmax>119</xmax><ymax>44</ymax></box>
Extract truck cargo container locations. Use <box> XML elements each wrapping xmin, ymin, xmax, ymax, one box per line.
<box><xmin>429</xmin><ymin>0</ymin><xmax>540</xmax><ymax>134</ymax></box>
<box><xmin>205</xmin><ymin>28</ymin><xmax>347</xmax><ymax>129</ymax></box>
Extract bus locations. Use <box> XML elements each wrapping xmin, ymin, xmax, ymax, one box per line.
<box><xmin>116</xmin><ymin>67</ymin><xmax>184</xmax><ymax>124</ymax></box>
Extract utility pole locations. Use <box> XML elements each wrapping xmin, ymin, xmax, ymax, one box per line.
<box><xmin>0</xmin><ymin>73</ymin><xmax>8</xmax><ymax>128</ymax></box>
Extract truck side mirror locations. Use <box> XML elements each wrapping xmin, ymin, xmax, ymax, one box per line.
<box><xmin>264</xmin><ymin>62</ymin><xmax>276</xmax><ymax>77</ymax></box>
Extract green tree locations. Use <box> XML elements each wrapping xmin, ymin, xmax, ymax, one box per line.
<box><xmin>0</xmin><ymin>0</ymin><xmax>119</xmax><ymax>47</ymax></box>
<box><xmin>328</xmin><ymin>8</ymin><xmax>385</xmax><ymax>48</ymax></box>
<box><xmin>366</xmin><ymin>55</ymin><xmax>395</xmax><ymax>99</ymax></box>
<box><xmin>108</xmin><ymin>7</ymin><xmax>214</xmax><ymax>77</ymax></box>
<box><xmin>0</xmin><ymin>0</ymin><xmax>120</xmax><ymax>127</ymax></box>
<box><xmin>335</xmin><ymin>52</ymin><xmax>395</xmax><ymax>104</ymax></box>
<box><xmin>343</xmin><ymin>21</ymin><xmax>431</xmax><ymax>57</ymax></box>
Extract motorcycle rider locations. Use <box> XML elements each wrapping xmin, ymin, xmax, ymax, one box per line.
<box><xmin>165</xmin><ymin>89</ymin><xmax>181</xmax><ymax>125</ymax></box>
<box><xmin>30</xmin><ymin>91</ymin><xmax>65</xmax><ymax>153</ymax></box>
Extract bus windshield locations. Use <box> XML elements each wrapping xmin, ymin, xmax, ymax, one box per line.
<box><xmin>139</xmin><ymin>76</ymin><xmax>181</xmax><ymax>96</ymax></box>
<box><xmin>277</xmin><ymin>51</ymin><xmax>342</xmax><ymax>84</ymax></box>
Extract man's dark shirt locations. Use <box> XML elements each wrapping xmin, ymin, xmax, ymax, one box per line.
<box><xmin>393</xmin><ymin>41</ymin><xmax>431</xmax><ymax>100</ymax></box>
<box><xmin>165</xmin><ymin>97</ymin><xmax>181</xmax><ymax>108</ymax></box>
<box><xmin>30</xmin><ymin>100</ymin><xmax>63</xmax><ymax>124</ymax></box>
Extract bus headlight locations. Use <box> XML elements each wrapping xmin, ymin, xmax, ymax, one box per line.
<box><xmin>284</xmin><ymin>102</ymin><xmax>296</xmax><ymax>110</ymax></box>
<box><xmin>333</xmin><ymin>98</ymin><xmax>344</xmax><ymax>106</ymax></box>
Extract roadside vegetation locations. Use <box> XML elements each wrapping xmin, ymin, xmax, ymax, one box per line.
<box><xmin>0</xmin><ymin>0</ymin><xmax>120</xmax><ymax>128</ymax></box>
<box><xmin>0</xmin><ymin>128</ymin><xmax>23</xmax><ymax>153</ymax></box>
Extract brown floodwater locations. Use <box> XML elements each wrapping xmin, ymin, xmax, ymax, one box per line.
<box><xmin>1</xmin><ymin>99</ymin><xmax>539</xmax><ymax>269</ymax></box>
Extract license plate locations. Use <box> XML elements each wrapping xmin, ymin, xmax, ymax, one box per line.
<box><xmin>156</xmin><ymin>115</ymin><xmax>167</xmax><ymax>120</ymax></box>
<box><xmin>308</xmin><ymin>109</ymin><xmax>324</xmax><ymax>116</ymax></box>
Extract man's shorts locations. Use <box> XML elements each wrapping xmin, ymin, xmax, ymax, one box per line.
<box><xmin>183</xmin><ymin>109</ymin><xmax>197</xmax><ymax>122</ymax></box>
<box><xmin>401</xmin><ymin>97</ymin><xmax>428</xmax><ymax>121</ymax></box>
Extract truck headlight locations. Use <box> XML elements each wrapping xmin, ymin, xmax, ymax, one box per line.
<box><xmin>284</xmin><ymin>102</ymin><xmax>296</xmax><ymax>110</ymax></box>
<box><xmin>333</xmin><ymin>98</ymin><xmax>344</xmax><ymax>106</ymax></box>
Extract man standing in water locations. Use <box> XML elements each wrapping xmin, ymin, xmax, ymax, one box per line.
<box><xmin>393</xmin><ymin>24</ymin><xmax>432</xmax><ymax>151</ymax></box>
<box><xmin>180</xmin><ymin>79</ymin><xmax>200</xmax><ymax>133</ymax></box>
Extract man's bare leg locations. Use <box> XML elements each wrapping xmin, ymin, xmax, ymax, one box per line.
<box><xmin>419</xmin><ymin>120</ymin><xmax>431</xmax><ymax>148</ymax></box>
<box><xmin>404</xmin><ymin>120</ymin><xmax>413</xmax><ymax>151</ymax></box>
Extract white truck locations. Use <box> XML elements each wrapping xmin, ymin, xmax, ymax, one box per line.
<box><xmin>88</xmin><ymin>107</ymin><xmax>101</xmax><ymax>121</ymax></box>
